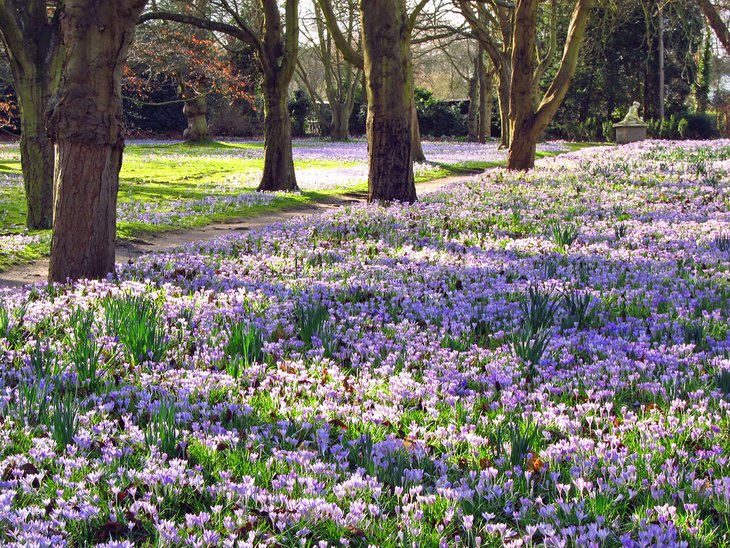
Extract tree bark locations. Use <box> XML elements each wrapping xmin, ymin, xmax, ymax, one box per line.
<box><xmin>507</xmin><ymin>0</ymin><xmax>593</xmax><ymax>170</ymax></box>
<box><xmin>182</xmin><ymin>93</ymin><xmax>209</xmax><ymax>142</ymax></box>
<box><xmin>47</xmin><ymin>0</ymin><xmax>147</xmax><ymax>282</ymax></box>
<box><xmin>259</xmin><ymin>78</ymin><xmax>298</xmax><ymax>191</ymax></box>
<box><xmin>411</xmin><ymin>100</ymin><xmax>426</xmax><ymax>162</ymax></box>
<box><xmin>362</xmin><ymin>0</ymin><xmax>416</xmax><ymax>203</ymax></box>
<box><xmin>14</xmin><ymin>75</ymin><xmax>56</xmax><ymax>229</ymax></box>
<box><xmin>467</xmin><ymin>60</ymin><xmax>479</xmax><ymax>141</ymax></box>
<box><xmin>0</xmin><ymin>3</ymin><xmax>61</xmax><ymax>230</ymax></box>
<box><xmin>478</xmin><ymin>53</ymin><xmax>493</xmax><ymax>143</ymax></box>
<box><xmin>330</xmin><ymin>102</ymin><xmax>350</xmax><ymax>140</ymax></box>
<box><xmin>696</xmin><ymin>0</ymin><xmax>730</xmax><ymax>55</ymax></box>
<box><xmin>496</xmin><ymin>68</ymin><xmax>511</xmax><ymax>148</ymax></box>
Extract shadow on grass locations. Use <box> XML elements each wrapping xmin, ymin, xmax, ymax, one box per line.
<box><xmin>425</xmin><ymin>160</ymin><xmax>503</xmax><ymax>175</ymax></box>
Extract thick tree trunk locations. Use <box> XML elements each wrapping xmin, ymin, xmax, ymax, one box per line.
<box><xmin>330</xmin><ymin>102</ymin><xmax>350</xmax><ymax>141</ymax></box>
<box><xmin>507</xmin><ymin>0</ymin><xmax>539</xmax><ymax>170</ymax></box>
<box><xmin>259</xmin><ymin>77</ymin><xmax>298</xmax><ymax>191</ymax></box>
<box><xmin>50</xmin><ymin>141</ymin><xmax>122</xmax><ymax>279</ymax></box>
<box><xmin>14</xmin><ymin>76</ymin><xmax>55</xmax><ymax>229</ymax></box>
<box><xmin>507</xmin><ymin>0</ymin><xmax>593</xmax><ymax>170</ymax></box>
<box><xmin>47</xmin><ymin>0</ymin><xmax>146</xmax><ymax>282</ymax></box>
<box><xmin>182</xmin><ymin>94</ymin><xmax>209</xmax><ymax>142</ymax></box>
<box><xmin>508</xmin><ymin>122</ymin><xmax>538</xmax><ymax>169</ymax></box>
<box><xmin>361</xmin><ymin>0</ymin><xmax>416</xmax><ymax>203</ymax></box>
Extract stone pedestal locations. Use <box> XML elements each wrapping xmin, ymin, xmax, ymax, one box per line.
<box><xmin>614</xmin><ymin>124</ymin><xmax>647</xmax><ymax>145</ymax></box>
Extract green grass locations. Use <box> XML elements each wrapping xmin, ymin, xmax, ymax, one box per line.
<box><xmin>0</xmin><ymin>139</ymin><xmax>594</xmax><ymax>272</ymax></box>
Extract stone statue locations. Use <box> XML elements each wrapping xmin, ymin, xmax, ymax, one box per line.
<box><xmin>614</xmin><ymin>101</ymin><xmax>647</xmax><ymax>144</ymax></box>
<box><xmin>618</xmin><ymin>102</ymin><xmax>645</xmax><ymax>125</ymax></box>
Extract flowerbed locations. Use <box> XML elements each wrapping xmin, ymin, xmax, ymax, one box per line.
<box><xmin>1</xmin><ymin>140</ymin><xmax>730</xmax><ymax>546</ymax></box>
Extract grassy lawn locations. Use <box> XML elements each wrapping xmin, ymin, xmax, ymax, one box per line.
<box><xmin>0</xmin><ymin>139</ymin><xmax>591</xmax><ymax>271</ymax></box>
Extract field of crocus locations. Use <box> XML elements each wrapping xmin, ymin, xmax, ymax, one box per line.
<box><xmin>0</xmin><ymin>139</ymin><xmax>569</xmax><ymax>271</ymax></box>
<box><xmin>2</xmin><ymin>139</ymin><xmax>730</xmax><ymax>546</ymax></box>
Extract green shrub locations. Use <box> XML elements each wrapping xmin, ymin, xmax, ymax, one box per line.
<box><xmin>682</xmin><ymin>113</ymin><xmax>717</xmax><ymax>139</ymax></box>
<box><xmin>415</xmin><ymin>88</ymin><xmax>467</xmax><ymax>137</ymax></box>
<box><xmin>678</xmin><ymin>118</ymin><xmax>689</xmax><ymax>138</ymax></box>
<box><xmin>289</xmin><ymin>90</ymin><xmax>311</xmax><ymax>137</ymax></box>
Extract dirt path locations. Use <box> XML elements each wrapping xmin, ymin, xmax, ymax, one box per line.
<box><xmin>0</xmin><ymin>175</ymin><xmax>466</xmax><ymax>288</ymax></box>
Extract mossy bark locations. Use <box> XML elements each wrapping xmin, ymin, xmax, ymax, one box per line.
<box><xmin>47</xmin><ymin>0</ymin><xmax>147</xmax><ymax>282</ymax></box>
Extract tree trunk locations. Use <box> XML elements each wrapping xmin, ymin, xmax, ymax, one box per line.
<box><xmin>14</xmin><ymin>75</ymin><xmax>55</xmax><ymax>229</ymax></box>
<box><xmin>47</xmin><ymin>0</ymin><xmax>147</xmax><ymax>282</ymax></box>
<box><xmin>483</xmin><ymin>71</ymin><xmax>494</xmax><ymax>140</ymax></box>
<box><xmin>507</xmin><ymin>0</ymin><xmax>593</xmax><ymax>170</ymax></box>
<box><xmin>182</xmin><ymin>94</ymin><xmax>209</xmax><ymax>142</ymax></box>
<box><xmin>478</xmin><ymin>54</ymin><xmax>492</xmax><ymax>142</ymax></box>
<box><xmin>361</xmin><ymin>0</ymin><xmax>416</xmax><ymax>202</ymax></box>
<box><xmin>696</xmin><ymin>0</ymin><xmax>730</xmax><ymax>55</ymax></box>
<box><xmin>259</xmin><ymin>76</ymin><xmax>298</xmax><ymax>191</ymax></box>
<box><xmin>496</xmin><ymin>68</ymin><xmax>511</xmax><ymax>148</ymax></box>
<box><xmin>330</xmin><ymin>102</ymin><xmax>350</xmax><ymax>140</ymax></box>
<box><xmin>508</xmin><ymin>120</ymin><xmax>538</xmax><ymax>169</ymax></box>
<box><xmin>411</xmin><ymin>101</ymin><xmax>426</xmax><ymax>162</ymax></box>
<box><xmin>467</xmin><ymin>69</ymin><xmax>479</xmax><ymax>141</ymax></box>
<box><xmin>1</xmin><ymin>8</ymin><xmax>61</xmax><ymax>231</ymax></box>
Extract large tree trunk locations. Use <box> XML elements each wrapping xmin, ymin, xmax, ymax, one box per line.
<box><xmin>47</xmin><ymin>0</ymin><xmax>147</xmax><ymax>282</ymax></box>
<box><xmin>259</xmin><ymin>76</ymin><xmax>298</xmax><ymax>191</ymax></box>
<box><xmin>1</xmin><ymin>8</ymin><xmax>61</xmax><ymax>231</ymax></box>
<box><xmin>507</xmin><ymin>0</ymin><xmax>593</xmax><ymax>170</ymax></box>
<box><xmin>330</xmin><ymin>102</ymin><xmax>350</xmax><ymax>140</ymax></box>
<box><xmin>14</xmin><ymin>75</ymin><xmax>55</xmax><ymax>229</ymax></box>
<box><xmin>361</xmin><ymin>0</ymin><xmax>416</xmax><ymax>202</ymax></box>
<box><xmin>182</xmin><ymin>94</ymin><xmax>209</xmax><ymax>142</ymax></box>
<box><xmin>508</xmin><ymin>121</ymin><xmax>538</xmax><ymax>169</ymax></box>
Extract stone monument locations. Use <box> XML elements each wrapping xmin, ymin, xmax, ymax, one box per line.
<box><xmin>613</xmin><ymin>102</ymin><xmax>647</xmax><ymax>144</ymax></box>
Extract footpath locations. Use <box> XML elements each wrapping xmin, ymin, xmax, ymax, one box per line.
<box><xmin>0</xmin><ymin>176</ymin><xmax>462</xmax><ymax>288</ymax></box>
